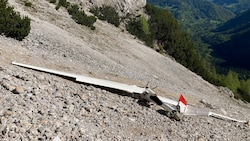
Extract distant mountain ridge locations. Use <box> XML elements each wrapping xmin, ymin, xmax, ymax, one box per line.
<box><xmin>215</xmin><ymin>10</ymin><xmax>250</xmax><ymax>33</ymax></box>
<box><xmin>208</xmin><ymin>0</ymin><xmax>250</xmax><ymax>14</ymax></box>
<box><xmin>147</xmin><ymin>0</ymin><xmax>234</xmax><ymax>24</ymax></box>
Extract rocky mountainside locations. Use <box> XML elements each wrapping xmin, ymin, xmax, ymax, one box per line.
<box><xmin>0</xmin><ymin>0</ymin><xmax>249</xmax><ymax>140</ymax></box>
<box><xmin>81</xmin><ymin>0</ymin><xmax>146</xmax><ymax>16</ymax></box>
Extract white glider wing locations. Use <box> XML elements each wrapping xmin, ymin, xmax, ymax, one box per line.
<box><xmin>76</xmin><ymin>75</ymin><xmax>145</xmax><ymax>94</ymax></box>
<box><xmin>12</xmin><ymin>61</ymin><xmax>248</xmax><ymax>123</ymax></box>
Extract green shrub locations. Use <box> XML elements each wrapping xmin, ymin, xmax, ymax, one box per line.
<box><xmin>52</xmin><ymin>0</ymin><xmax>97</xmax><ymax>30</ymax></box>
<box><xmin>51</xmin><ymin>0</ymin><xmax>96</xmax><ymax>30</ymax></box>
<box><xmin>24</xmin><ymin>1</ymin><xmax>32</xmax><ymax>7</ymax></box>
<box><xmin>239</xmin><ymin>79</ymin><xmax>250</xmax><ymax>102</ymax></box>
<box><xmin>140</xmin><ymin>15</ymin><xmax>150</xmax><ymax>36</ymax></box>
<box><xmin>126</xmin><ymin>16</ymin><xmax>153</xmax><ymax>46</ymax></box>
<box><xmin>68</xmin><ymin>4</ymin><xmax>96</xmax><ymax>30</ymax></box>
<box><xmin>90</xmin><ymin>5</ymin><xmax>120</xmax><ymax>27</ymax></box>
<box><xmin>0</xmin><ymin>0</ymin><xmax>31</xmax><ymax>40</ymax></box>
<box><xmin>56</xmin><ymin>0</ymin><xmax>70</xmax><ymax>10</ymax></box>
<box><xmin>220</xmin><ymin>71</ymin><xmax>241</xmax><ymax>94</ymax></box>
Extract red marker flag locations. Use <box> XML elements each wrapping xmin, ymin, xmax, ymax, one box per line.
<box><xmin>179</xmin><ymin>94</ymin><xmax>187</xmax><ymax>105</ymax></box>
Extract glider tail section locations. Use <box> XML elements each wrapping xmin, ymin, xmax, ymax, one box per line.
<box><xmin>178</xmin><ymin>94</ymin><xmax>188</xmax><ymax>114</ymax></box>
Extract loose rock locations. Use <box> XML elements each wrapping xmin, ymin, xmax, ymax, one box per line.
<box><xmin>12</xmin><ymin>86</ymin><xmax>24</xmax><ymax>94</ymax></box>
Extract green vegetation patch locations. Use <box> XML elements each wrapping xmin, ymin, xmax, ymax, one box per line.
<box><xmin>24</xmin><ymin>1</ymin><xmax>32</xmax><ymax>7</ymax></box>
<box><xmin>56</xmin><ymin>0</ymin><xmax>70</xmax><ymax>10</ymax></box>
<box><xmin>126</xmin><ymin>15</ymin><xmax>153</xmax><ymax>47</ymax></box>
<box><xmin>67</xmin><ymin>4</ymin><xmax>96</xmax><ymax>30</ymax></box>
<box><xmin>0</xmin><ymin>0</ymin><xmax>31</xmax><ymax>40</ymax></box>
<box><xmin>90</xmin><ymin>5</ymin><xmax>120</xmax><ymax>27</ymax></box>
<box><xmin>54</xmin><ymin>0</ymin><xmax>96</xmax><ymax>30</ymax></box>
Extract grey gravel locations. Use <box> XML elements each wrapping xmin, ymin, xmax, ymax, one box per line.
<box><xmin>0</xmin><ymin>0</ymin><xmax>250</xmax><ymax>140</ymax></box>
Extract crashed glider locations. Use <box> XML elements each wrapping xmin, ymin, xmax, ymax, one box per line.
<box><xmin>12</xmin><ymin>62</ymin><xmax>247</xmax><ymax>123</ymax></box>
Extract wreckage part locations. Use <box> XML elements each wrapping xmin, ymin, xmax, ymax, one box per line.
<box><xmin>184</xmin><ymin>106</ymin><xmax>247</xmax><ymax>123</ymax></box>
<box><xmin>178</xmin><ymin>94</ymin><xmax>188</xmax><ymax>113</ymax></box>
<box><xmin>158</xmin><ymin>96</ymin><xmax>179</xmax><ymax>106</ymax></box>
<box><xmin>139</xmin><ymin>88</ymin><xmax>180</xmax><ymax>120</ymax></box>
<box><xmin>161</xmin><ymin>103</ymin><xmax>178</xmax><ymax>114</ymax></box>
<box><xmin>149</xmin><ymin>96</ymin><xmax>163</xmax><ymax>105</ymax></box>
<box><xmin>139</xmin><ymin>89</ymin><xmax>180</xmax><ymax>120</ymax></box>
<box><xmin>172</xmin><ymin>111</ymin><xmax>181</xmax><ymax>121</ymax></box>
<box><xmin>183</xmin><ymin>105</ymin><xmax>210</xmax><ymax>116</ymax></box>
<box><xmin>209</xmin><ymin>112</ymin><xmax>247</xmax><ymax>123</ymax></box>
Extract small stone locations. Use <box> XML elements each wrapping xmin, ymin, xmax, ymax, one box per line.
<box><xmin>79</xmin><ymin>128</ymin><xmax>86</xmax><ymax>135</ymax></box>
<box><xmin>128</xmin><ymin>117</ymin><xmax>136</xmax><ymax>122</ymax></box>
<box><xmin>37</xmin><ymin>127</ymin><xmax>46</xmax><ymax>134</ymax></box>
<box><xmin>54</xmin><ymin>120</ymin><xmax>63</xmax><ymax>128</ymax></box>
<box><xmin>81</xmin><ymin>108</ymin><xmax>90</xmax><ymax>117</ymax></box>
<box><xmin>196</xmin><ymin>137</ymin><xmax>206</xmax><ymax>141</ymax></box>
<box><xmin>8</xmin><ymin>130</ymin><xmax>16</xmax><ymax>138</ymax></box>
<box><xmin>53</xmin><ymin>136</ymin><xmax>62</xmax><ymax>141</ymax></box>
<box><xmin>13</xmin><ymin>86</ymin><xmax>24</xmax><ymax>94</ymax></box>
<box><xmin>247</xmin><ymin>120</ymin><xmax>250</xmax><ymax>126</ymax></box>
<box><xmin>1</xmin><ymin>126</ymin><xmax>8</xmax><ymax>136</ymax></box>
<box><xmin>0</xmin><ymin>117</ymin><xmax>8</xmax><ymax>125</ymax></box>
<box><xmin>3</xmin><ymin>110</ymin><xmax>12</xmax><ymax>116</ymax></box>
<box><xmin>60</xmin><ymin>126</ymin><xmax>71</xmax><ymax>135</ymax></box>
<box><xmin>80</xmin><ymin>94</ymin><xmax>89</xmax><ymax>101</ymax></box>
<box><xmin>220</xmin><ymin>108</ymin><xmax>227</xmax><ymax>115</ymax></box>
<box><xmin>37</xmin><ymin>75</ymin><xmax>45</xmax><ymax>81</ymax></box>
<box><xmin>3</xmin><ymin>83</ymin><xmax>15</xmax><ymax>91</ymax></box>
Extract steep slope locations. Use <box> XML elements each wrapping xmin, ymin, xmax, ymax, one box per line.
<box><xmin>0</xmin><ymin>0</ymin><xmax>249</xmax><ymax>140</ymax></box>
<box><xmin>80</xmin><ymin>0</ymin><xmax>146</xmax><ymax>17</ymax></box>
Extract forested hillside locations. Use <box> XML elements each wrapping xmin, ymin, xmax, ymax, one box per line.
<box><xmin>212</xmin><ymin>10</ymin><xmax>250</xmax><ymax>73</ymax></box>
<box><xmin>127</xmin><ymin>4</ymin><xmax>214</xmax><ymax>81</ymax></box>
<box><xmin>146</xmin><ymin>0</ymin><xmax>234</xmax><ymax>62</ymax></box>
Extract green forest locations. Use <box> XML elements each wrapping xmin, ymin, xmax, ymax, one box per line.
<box><xmin>147</xmin><ymin>0</ymin><xmax>235</xmax><ymax>63</ymax></box>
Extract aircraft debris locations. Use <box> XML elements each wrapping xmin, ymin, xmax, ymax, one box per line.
<box><xmin>12</xmin><ymin>61</ymin><xmax>248</xmax><ymax>123</ymax></box>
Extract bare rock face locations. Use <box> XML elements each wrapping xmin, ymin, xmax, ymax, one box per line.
<box><xmin>82</xmin><ymin>0</ymin><xmax>146</xmax><ymax>16</ymax></box>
